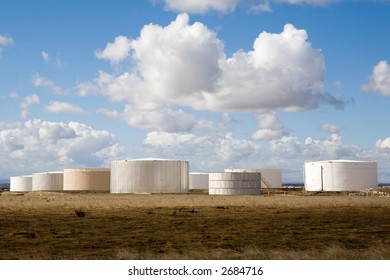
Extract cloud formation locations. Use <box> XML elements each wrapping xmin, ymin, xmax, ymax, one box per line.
<box><xmin>163</xmin><ymin>0</ymin><xmax>240</xmax><ymax>13</ymax></box>
<box><xmin>160</xmin><ymin>0</ymin><xmax>342</xmax><ymax>14</ymax></box>
<box><xmin>45</xmin><ymin>101</ymin><xmax>86</xmax><ymax>114</ymax></box>
<box><xmin>0</xmin><ymin>34</ymin><xmax>14</xmax><ymax>57</ymax></box>
<box><xmin>142</xmin><ymin>131</ymin><xmax>260</xmax><ymax>168</ymax></box>
<box><xmin>361</xmin><ymin>60</ymin><xmax>390</xmax><ymax>96</ymax></box>
<box><xmin>140</xmin><ymin>128</ymin><xmax>390</xmax><ymax>181</ymax></box>
<box><xmin>0</xmin><ymin>34</ymin><xmax>13</xmax><ymax>46</ymax></box>
<box><xmin>41</xmin><ymin>51</ymin><xmax>49</xmax><ymax>63</ymax></box>
<box><xmin>20</xmin><ymin>94</ymin><xmax>40</xmax><ymax>118</ymax></box>
<box><xmin>376</xmin><ymin>137</ymin><xmax>390</xmax><ymax>150</ymax></box>
<box><xmin>98</xmin><ymin>106</ymin><xmax>200</xmax><ymax>132</ymax></box>
<box><xmin>33</xmin><ymin>75</ymin><xmax>67</xmax><ymax>95</ymax></box>
<box><xmin>40</xmin><ymin>50</ymin><xmax>64</xmax><ymax>68</ymax></box>
<box><xmin>83</xmin><ymin>14</ymin><xmax>346</xmax><ymax>116</ymax></box>
<box><xmin>95</xmin><ymin>35</ymin><xmax>132</xmax><ymax>64</ymax></box>
<box><xmin>275</xmin><ymin>0</ymin><xmax>339</xmax><ymax>5</ymax></box>
<box><xmin>320</xmin><ymin>123</ymin><xmax>341</xmax><ymax>134</ymax></box>
<box><xmin>0</xmin><ymin>119</ymin><xmax>124</xmax><ymax>177</ymax></box>
<box><xmin>251</xmin><ymin>112</ymin><xmax>287</xmax><ymax>140</ymax></box>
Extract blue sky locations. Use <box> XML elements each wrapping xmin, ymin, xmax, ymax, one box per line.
<box><xmin>1</xmin><ymin>0</ymin><xmax>390</xmax><ymax>182</ymax></box>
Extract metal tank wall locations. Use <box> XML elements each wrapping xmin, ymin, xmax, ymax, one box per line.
<box><xmin>63</xmin><ymin>168</ymin><xmax>110</xmax><ymax>191</ymax></box>
<box><xmin>304</xmin><ymin>161</ymin><xmax>324</xmax><ymax>192</ymax></box>
<box><xmin>10</xmin><ymin>175</ymin><xmax>33</xmax><ymax>192</ymax></box>
<box><xmin>224</xmin><ymin>168</ymin><xmax>282</xmax><ymax>188</ymax></box>
<box><xmin>110</xmin><ymin>159</ymin><xmax>189</xmax><ymax>194</ymax></box>
<box><xmin>32</xmin><ymin>172</ymin><xmax>63</xmax><ymax>191</ymax></box>
<box><xmin>209</xmin><ymin>172</ymin><xmax>261</xmax><ymax>195</ymax></box>
<box><xmin>189</xmin><ymin>173</ymin><xmax>209</xmax><ymax>190</ymax></box>
<box><xmin>304</xmin><ymin>160</ymin><xmax>378</xmax><ymax>192</ymax></box>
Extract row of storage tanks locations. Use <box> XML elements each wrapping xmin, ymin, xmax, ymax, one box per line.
<box><xmin>9</xmin><ymin>159</ymin><xmax>378</xmax><ymax>194</ymax></box>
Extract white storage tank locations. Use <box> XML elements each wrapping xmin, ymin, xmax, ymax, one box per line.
<box><xmin>63</xmin><ymin>168</ymin><xmax>110</xmax><ymax>191</ymax></box>
<box><xmin>32</xmin><ymin>171</ymin><xmax>63</xmax><ymax>191</ymax></box>
<box><xmin>304</xmin><ymin>160</ymin><xmax>378</xmax><ymax>192</ymax></box>
<box><xmin>10</xmin><ymin>175</ymin><xmax>32</xmax><ymax>192</ymax></box>
<box><xmin>209</xmin><ymin>172</ymin><xmax>261</xmax><ymax>195</ymax></box>
<box><xmin>225</xmin><ymin>168</ymin><xmax>282</xmax><ymax>188</ymax></box>
<box><xmin>189</xmin><ymin>172</ymin><xmax>209</xmax><ymax>190</ymax></box>
<box><xmin>110</xmin><ymin>158</ymin><xmax>189</xmax><ymax>194</ymax></box>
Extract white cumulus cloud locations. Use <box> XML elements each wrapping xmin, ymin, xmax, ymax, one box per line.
<box><xmin>251</xmin><ymin>112</ymin><xmax>287</xmax><ymax>140</ymax></box>
<box><xmin>95</xmin><ymin>35</ymin><xmax>132</xmax><ymax>64</ymax></box>
<box><xmin>205</xmin><ymin>23</ymin><xmax>334</xmax><ymax>112</ymax></box>
<box><xmin>320</xmin><ymin>123</ymin><xmax>341</xmax><ymax>134</ymax></box>
<box><xmin>0</xmin><ymin>119</ymin><xmax>124</xmax><ymax>177</ymax></box>
<box><xmin>45</xmin><ymin>101</ymin><xmax>86</xmax><ymax>114</ymax></box>
<box><xmin>376</xmin><ymin>137</ymin><xmax>390</xmax><ymax>150</ymax></box>
<box><xmin>83</xmin><ymin>15</ymin><xmax>346</xmax><ymax>116</ymax></box>
<box><xmin>361</xmin><ymin>60</ymin><xmax>390</xmax><ymax>96</ymax></box>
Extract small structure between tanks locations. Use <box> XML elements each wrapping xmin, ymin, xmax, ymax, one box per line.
<box><xmin>110</xmin><ymin>158</ymin><xmax>189</xmax><ymax>194</ymax></box>
<box><xmin>189</xmin><ymin>172</ymin><xmax>209</xmax><ymax>190</ymax></box>
<box><xmin>304</xmin><ymin>159</ymin><xmax>378</xmax><ymax>192</ymax></box>
<box><xmin>209</xmin><ymin>172</ymin><xmax>261</xmax><ymax>195</ymax></box>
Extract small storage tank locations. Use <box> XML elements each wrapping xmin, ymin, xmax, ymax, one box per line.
<box><xmin>32</xmin><ymin>171</ymin><xmax>63</xmax><ymax>191</ymax></box>
<box><xmin>10</xmin><ymin>175</ymin><xmax>32</xmax><ymax>192</ymax></box>
<box><xmin>189</xmin><ymin>173</ymin><xmax>209</xmax><ymax>190</ymax></box>
<box><xmin>209</xmin><ymin>172</ymin><xmax>261</xmax><ymax>195</ymax></box>
<box><xmin>110</xmin><ymin>159</ymin><xmax>189</xmax><ymax>194</ymax></box>
<box><xmin>304</xmin><ymin>160</ymin><xmax>378</xmax><ymax>192</ymax></box>
<box><xmin>225</xmin><ymin>168</ymin><xmax>282</xmax><ymax>188</ymax></box>
<box><xmin>63</xmin><ymin>168</ymin><xmax>110</xmax><ymax>191</ymax></box>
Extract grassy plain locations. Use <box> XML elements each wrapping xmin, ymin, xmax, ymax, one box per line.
<box><xmin>0</xmin><ymin>190</ymin><xmax>389</xmax><ymax>259</ymax></box>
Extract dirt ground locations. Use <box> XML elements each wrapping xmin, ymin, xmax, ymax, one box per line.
<box><xmin>0</xmin><ymin>190</ymin><xmax>389</xmax><ymax>260</ymax></box>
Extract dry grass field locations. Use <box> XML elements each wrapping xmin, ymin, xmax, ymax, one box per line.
<box><xmin>0</xmin><ymin>189</ymin><xmax>389</xmax><ymax>260</ymax></box>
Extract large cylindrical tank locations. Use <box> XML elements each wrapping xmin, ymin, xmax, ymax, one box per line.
<box><xmin>225</xmin><ymin>168</ymin><xmax>282</xmax><ymax>188</ymax></box>
<box><xmin>209</xmin><ymin>172</ymin><xmax>261</xmax><ymax>195</ymax></box>
<box><xmin>63</xmin><ymin>168</ymin><xmax>110</xmax><ymax>191</ymax></box>
<box><xmin>32</xmin><ymin>171</ymin><xmax>63</xmax><ymax>191</ymax></box>
<box><xmin>304</xmin><ymin>160</ymin><xmax>378</xmax><ymax>192</ymax></box>
<box><xmin>10</xmin><ymin>175</ymin><xmax>32</xmax><ymax>192</ymax></box>
<box><xmin>189</xmin><ymin>173</ymin><xmax>209</xmax><ymax>190</ymax></box>
<box><xmin>110</xmin><ymin>159</ymin><xmax>189</xmax><ymax>194</ymax></box>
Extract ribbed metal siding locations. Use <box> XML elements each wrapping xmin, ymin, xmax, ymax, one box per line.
<box><xmin>209</xmin><ymin>172</ymin><xmax>261</xmax><ymax>195</ymax></box>
<box><xmin>304</xmin><ymin>160</ymin><xmax>378</xmax><ymax>191</ymax></box>
<box><xmin>63</xmin><ymin>168</ymin><xmax>110</xmax><ymax>191</ymax></box>
<box><xmin>10</xmin><ymin>175</ymin><xmax>32</xmax><ymax>192</ymax></box>
<box><xmin>110</xmin><ymin>159</ymin><xmax>189</xmax><ymax>194</ymax></box>
<box><xmin>32</xmin><ymin>172</ymin><xmax>63</xmax><ymax>191</ymax></box>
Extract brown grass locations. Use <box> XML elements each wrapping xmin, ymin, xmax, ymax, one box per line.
<box><xmin>0</xmin><ymin>191</ymin><xmax>389</xmax><ymax>260</ymax></box>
